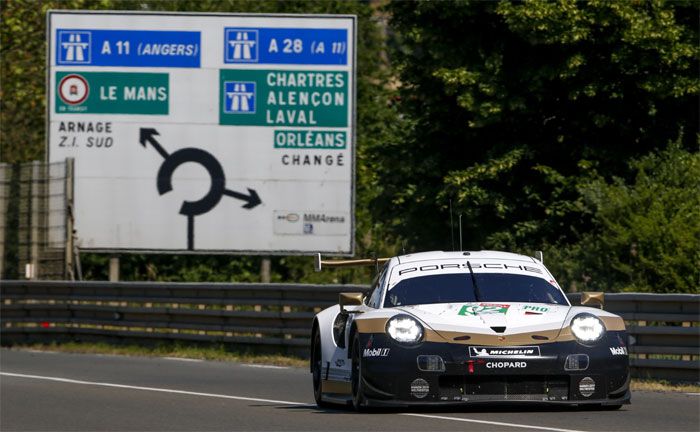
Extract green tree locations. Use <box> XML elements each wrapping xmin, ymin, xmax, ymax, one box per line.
<box><xmin>382</xmin><ymin>0</ymin><xmax>699</xmax><ymax>256</ymax></box>
<box><xmin>546</xmin><ymin>141</ymin><xmax>700</xmax><ymax>293</ymax></box>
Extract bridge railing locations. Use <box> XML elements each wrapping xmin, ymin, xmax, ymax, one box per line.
<box><xmin>1</xmin><ymin>281</ymin><xmax>698</xmax><ymax>382</ymax></box>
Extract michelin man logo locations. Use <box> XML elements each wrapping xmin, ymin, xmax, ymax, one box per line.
<box><xmin>224</xmin><ymin>82</ymin><xmax>256</xmax><ymax>114</ymax></box>
<box><xmin>225</xmin><ymin>29</ymin><xmax>258</xmax><ymax>62</ymax></box>
<box><xmin>58</xmin><ymin>31</ymin><xmax>91</xmax><ymax>64</ymax></box>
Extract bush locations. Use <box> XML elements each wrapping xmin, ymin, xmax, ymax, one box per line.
<box><xmin>546</xmin><ymin>141</ymin><xmax>700</xmax><ymax>293</ymax></box>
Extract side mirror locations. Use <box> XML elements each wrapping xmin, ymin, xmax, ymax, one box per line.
<box><xmin>581</xmin><ymin>291</ymin><xmax>604</xmax><ymax>309</ymax></box>
<box><xmin>339</xmin><ymin>292</ymin><xmax>363</xmax><ymax>312</ymax></box>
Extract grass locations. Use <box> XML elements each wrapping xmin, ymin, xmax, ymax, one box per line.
<box><xmin>631</xmin><ymin>379</ymin><xmax>700</xmax><ymax>393</ymax></box>
<box><xmin>7</xmin><ymin>342</ymin><xmax>308</xmax><ymax>368</ymax></box>
<box><xmin>6</xmin><ymin>342</ymin><xmax>699</xmax><ymax>393</ymax></box>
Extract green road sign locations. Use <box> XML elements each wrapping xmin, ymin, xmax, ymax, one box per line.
<box><xmin>273</xmin><ymin>130</ymin><xmax>346</xmax><ymax>149</ymax></box>
<box><xmin>56</xmin><ymin>71</ymin><xmax>169</xmax><ymax>115</ymax></box>
<box><xmin>220</xmin><ymin>69</ymin><xmax>348</xmax><ymax>127</ymax></box>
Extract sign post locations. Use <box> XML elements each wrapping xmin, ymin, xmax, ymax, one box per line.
<box><xmin>47</xmin><ymin>11</ymin><xmax>356</xmax><ymax>255</ymax></box>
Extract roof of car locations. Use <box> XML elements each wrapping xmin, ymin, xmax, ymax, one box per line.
<box><xmin>395</xmin><ymin>250</ymin><xmax>538</xmax><ymax>265</ymax></box>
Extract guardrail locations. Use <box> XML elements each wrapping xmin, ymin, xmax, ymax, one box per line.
<box><xmin>568</xmin><ymin>292</ymin><xmax>700</xmax><ymax>382</ymax></box>
<box><xmin>1</xmin><ymin>281</ymin><xmax>698</xmax><ymax>382</ymax></box>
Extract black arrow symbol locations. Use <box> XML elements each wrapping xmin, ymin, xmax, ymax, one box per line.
<box><xmin>223</xmin><ymin>188</ymin><xmax>262</xmax><ymax>209</ymax></box>
<box><xmin>139</xmin><ymin>127</ymin><xmax>262</xmax><ymax>249</ymax></box>
<box><xmin>139</xmin><ymin>128</ymin><xmax>169</xmax><ymax>159</ymax></box>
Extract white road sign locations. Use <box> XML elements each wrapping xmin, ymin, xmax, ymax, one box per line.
<box><xmin>47</xmin><ymin>11</ymin><xmax>356</xmax><ymax>254</ymax></box>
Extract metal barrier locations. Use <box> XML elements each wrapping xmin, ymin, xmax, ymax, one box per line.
<box><xmin>568</xmin><ymin>292</ymin><xmax>700</xmax><ymax>382</ymax></box>
<box><xmin>1</xmin><ymin>281</ymin><xmax>698</xmax><ymax>381</ymax></box>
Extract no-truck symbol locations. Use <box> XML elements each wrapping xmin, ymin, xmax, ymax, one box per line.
<box><xmin>139</xmin><ymin>128</ymin><xmax>261</xmax><ymax>250</ymax></box>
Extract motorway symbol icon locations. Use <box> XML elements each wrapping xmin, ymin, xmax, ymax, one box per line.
<box><xmin>58</xmin><ymin>31</ymin><xmax>91</xmax><ymax>64</ymax></box>
<box><xmin>225</xmin><ymin>29</ymin><xmax>258</xmax><ymax>62</ymax></box>
<box><xmin>139</xmin><ymin>128</ymin><xmax>261</xmax><ymax>250</ymax></box>
<box><xmin>224</xmin><ymin>81</ymin><xmax>256</xmax><ymax>113</ymax></box>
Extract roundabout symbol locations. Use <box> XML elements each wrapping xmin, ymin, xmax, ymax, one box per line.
<box><xmin>139</xmin><ymin>128</ymin><xmax>261</xmax><ymax>250</ymax></box>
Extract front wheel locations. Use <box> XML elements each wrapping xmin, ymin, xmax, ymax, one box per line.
<box><xmin>311</xmin><ymin>329</ymin><xmax>331</xmax><ymax>408</ymax></box>
<box><xmin>350</xmin><ymin>333</ymin><xmax>367</xmax><ymax>411</ymax></box>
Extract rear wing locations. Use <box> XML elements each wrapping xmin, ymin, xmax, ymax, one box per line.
<box><xmin>314</xmin><ymin>253</ymin><xmax>390</xmax><ymax>272</ymax></box>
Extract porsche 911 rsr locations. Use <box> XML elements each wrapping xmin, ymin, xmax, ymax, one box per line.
<box><xmin>309</xmin><ymin>251</ymin><xmax>630</xmax><ymax>410</ymax></box>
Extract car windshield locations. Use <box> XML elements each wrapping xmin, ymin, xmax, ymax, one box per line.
<box><xmin>383</xmin><ymin>273</ymin><xmax>567</xmax><ymax>307</ymax></box>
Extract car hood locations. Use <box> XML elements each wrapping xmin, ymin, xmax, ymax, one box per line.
<box><xmin>395</xmin><ymin>302</ymin><xmax>570</xmax><ymax>340</ymax></box>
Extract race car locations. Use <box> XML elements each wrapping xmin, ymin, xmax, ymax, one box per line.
<box><xmin>309</xmin><ymin>250</ymin><xmax>630</xmax><ymax>410</ymax></box>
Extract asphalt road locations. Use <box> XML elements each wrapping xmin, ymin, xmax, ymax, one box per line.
<box><xmin>1</xmin><ymin>349</ymin><xmax>698</xmax><ymax>432</ymax></box>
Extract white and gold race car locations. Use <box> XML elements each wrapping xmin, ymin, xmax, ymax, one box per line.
<box><xmin>310</xmin><ymin>250</ymin><xmax>630</xmax><ymax>410</ymax></box>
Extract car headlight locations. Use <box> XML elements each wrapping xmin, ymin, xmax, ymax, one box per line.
<box><xmin>570</xmin><ymin>314</ymin><xmax>606</xmax><ymax>344</ymax></box>
<box><xmin>386</xmin><ymin>315</ymin><xmax>424</xmax><ymax>345</ymax></box>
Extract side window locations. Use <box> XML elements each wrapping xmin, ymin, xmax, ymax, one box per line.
<box><xmin>367</xmin><ymin>266</ymin><xmax>388</xmax><ymax>308</ymax></box>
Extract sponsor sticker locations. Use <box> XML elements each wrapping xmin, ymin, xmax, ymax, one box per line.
<box><xmin>458</xmin><ymin>303</ymin><xmax>510</xmax><ymax>316</ymax></box>
<box><xmin>609</xmin><ymin>346</ymin><xmax>628</xmax><ymax>356</ymax></box>
<box><xmin>363</xmin><ymin>348</ymin><xmax>389</xmax><ymax>358</ymax></box>
<box><xmin>485</xmin><ymin>361</ymin><xmax>527</xmax><ymax>369</ymax></box>
<box><xmin>410</xmin><ymin>378</ymin><xmax>430</xmax><ymax>399</ymax></box>
<box><xmin>522</xmin><ymin>305</ymin><xmax>550</xmax><ymax>314</ymax></box>
<box><xmin>469</xmin><ymin>346</ymin><xmax>541</xmax><ymax>358</ymax></box>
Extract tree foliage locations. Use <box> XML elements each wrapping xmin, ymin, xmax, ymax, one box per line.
<box><xmin>546</xmin><ymin>141</ymin><xmax>700</xmax><ymax>293</ymax></box>
<box><xmin>382</xmin><ymin>0</ymin><xmax>699</xmax><ymax>256</ymax></box>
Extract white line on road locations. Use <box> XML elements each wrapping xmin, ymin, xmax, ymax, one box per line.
<box><xmin>2</xmin><ymin>371</ymin><xmax>588</xmax><ymax>432</ymax></box>
<box><xmin>401</xmin><ymin>413</ymin><xmax>587</xmax><ymax>432</ymax></box>
<box><xmin>0</xmin><ymin>372</ymin><xmax>307</xmax><ymax>406</ymax></box>
<box><xmin>686</xmin><ymin>393</ymin><xmax>700</xmax><ymax>396</ymax></box>
<box><xmin>162</xmin><ymin>357</ymin><xmax>203</xmax><ymax>362</ymax></box>
<box><xmin>242</xmin><ymin>364</ymin><xmax>289</xmax><ymax>369</ymax></box>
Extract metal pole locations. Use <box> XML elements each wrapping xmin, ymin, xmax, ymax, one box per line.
<box><xmin>0</xmin><ymin>163</ymin><xmax>8</xmax><ymax>279</ymax></box>
<box><xmin>109</xmin><ymin>256</ymin><xmax>120</xmax><ymax>281</ymax></box>
<box><xmin>30</xmin><ymin>161</ymin><xmax>40</xmax><ymax>279</ymax></box>
<box><xmin>458</xmin><ymin>214</ymin><xmax>463</xmax><ymax>252</ymax></box>
<box><xmin>64</xmin><ymin>158</ymin><xmax>74</xmax><ymax>280</ymax></box>
<box><xmin>260</xmin><ymin>257</ymin><xmax>271</xmax><ymax>283</ymax></box>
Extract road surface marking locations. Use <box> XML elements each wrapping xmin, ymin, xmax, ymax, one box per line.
<box><xmin>2</xmin><ymin>371</ymin><xmax>591</xmax><ymax>432</ymax></box>
<box><xmin>242</xmin><ymin>364</ymin><xmax>289</xmax><ymax>369</ymax></box>
<box><xmin>0</xmin><ymin>372</ymin><xmax>307</xmax><ymax>406</ymax></box>
<box><xmin>162</xmin><ymin>357</ymin><xmax>203</xmax><ymax>362</ymax></box>
<box><xmin>401</xmin><ymin>413</ymin><xmax>587</xmax><ymax>432</ymax></box>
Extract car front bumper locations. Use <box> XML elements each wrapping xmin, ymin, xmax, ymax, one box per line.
<box><xmin>357</xmin><ymin>332</ymin><xmax>631</xmax><ymax>407</ymax></box>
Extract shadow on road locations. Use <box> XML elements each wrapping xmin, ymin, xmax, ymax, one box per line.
<box><xmin>275</xmin><ymin>402</ymin><xmax>627</xmax><ymax>415</ymax></box>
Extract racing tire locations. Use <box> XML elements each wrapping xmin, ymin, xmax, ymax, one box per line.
<box><xmin>311</xmin><ymin>329</ymin><xmax>332</xmax><ymax>408</ymax></box>
<box><xmin>351</xmin><ymin>332</ymin><xmax>368</xmax><ymax>411</ymax></box>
